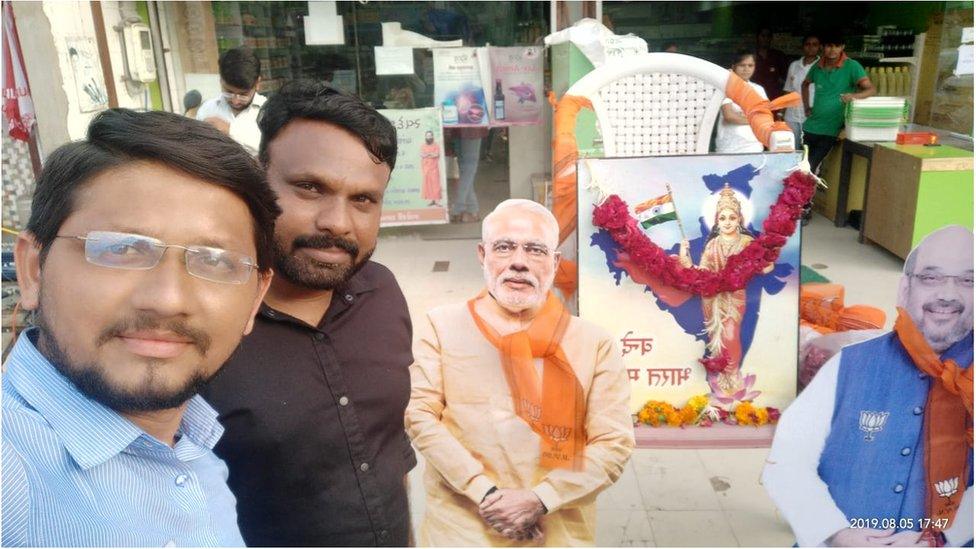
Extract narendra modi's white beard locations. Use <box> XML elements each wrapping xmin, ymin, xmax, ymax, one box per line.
<box><xmin>483</xmin><ymin>266</ymin><xmax>553</xmax><ymax>313</ymax></box>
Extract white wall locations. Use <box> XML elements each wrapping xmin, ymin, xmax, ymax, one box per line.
<box><xmin>507</xmin><ymin>104</ymin><xmax>552</xmax><ymax>200</ymax></box>
<box><xmin>10</xmin><ymin>1</ymin><xmax>70</xmax><ymax>156</ymax></box>
<box><xmin>11</xmin><ymin>1</ymin><xmax>158</xmax><ymax>156</ymax></box>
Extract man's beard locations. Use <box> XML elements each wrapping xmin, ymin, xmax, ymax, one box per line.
<box><xmin>911</xmin><ymin>298</ymin><xmax>973</xmax><ymax>352</ymax></box>
<box><xmin>483</xmin><ymin>265</ymin><xmax>550</xmax><ymax>312</ymax></box>
<box><xmin>274</xmin><ymin>233</ymin><xmax>372</xmax><ymax>290</ymax></box>
<box><xmin>34</xmin><ymin>302</ymin><xmax>215</xmax><ymax>413</ymax></box>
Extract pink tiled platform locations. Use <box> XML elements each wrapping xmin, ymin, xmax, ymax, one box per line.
<box><xmin>635</xmin><ymin>423</ymin><xmax>775</xmax><ymax>448</ymax></box>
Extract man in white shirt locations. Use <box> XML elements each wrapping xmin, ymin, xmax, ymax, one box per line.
<box><xmin>783</xmin><ymin>35</ymin><xmax>821</xmax><ymax>148</ymax></box>
<box><xmin>197</xmin><ymin>47</ymin><xmax>266</xmax><ymax>155</ymax></box>
<box><xmin>763</xmin><ymin>225</ymin><xmax>974</xmax><ymax>547</ymax></box>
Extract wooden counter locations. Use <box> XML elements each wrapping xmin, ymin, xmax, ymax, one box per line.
<box><xmin>862</xmin><ymin>144</ymin><xmax>973</xmax><ymax>259</ymax></box>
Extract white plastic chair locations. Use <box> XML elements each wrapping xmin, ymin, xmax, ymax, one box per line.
<box><xmin>564</xmin><ymin>52</ymin><xmax>794</xmax><ymax>156</ymax></box>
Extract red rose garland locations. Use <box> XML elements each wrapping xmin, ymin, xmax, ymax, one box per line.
<box><xmin>592</xmin><ymin>169</ymin><xmax>817</xmax><ymax>300</ymax></box>
<box><xmin>592</xmin><ymin>170</ymin><xmax>816</xmax><ymax>374</ymax></box>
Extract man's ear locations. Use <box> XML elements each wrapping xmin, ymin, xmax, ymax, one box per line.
<box><xmin>477</xmin><ymin>243</ymin><xmax>486</xmax><ymax>266</ymax></box>
<box><xmin>896</xmin><ymin>275</ymin><xmax>910</xmax><ymax>310</ymax></box>
<box><xmin>243</xmin><ymin>269</ymin><xmax>273</xmax><ymax>336</ymax></box>
<box><xmin>14</xmin><ymin>232</ymin><xmax>43</xmax><ymax>311</ymax></box>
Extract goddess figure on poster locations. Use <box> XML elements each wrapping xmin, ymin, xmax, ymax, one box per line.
<box><xmin>678</xmin><ymin>184</ymin><xmax>773</xmax><ymax>397</ymax></box>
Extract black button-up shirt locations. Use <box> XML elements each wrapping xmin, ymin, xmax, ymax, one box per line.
<box><xmin>202</xmin><ymin>261</ymin><xmax>416</xmax><ymax>547</ymax></box>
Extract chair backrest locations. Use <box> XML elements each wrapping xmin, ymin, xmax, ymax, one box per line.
<box><xmin>565</xmin><ymin>53</ymin><xmax>732</xmax><ymax>157</ymax></box>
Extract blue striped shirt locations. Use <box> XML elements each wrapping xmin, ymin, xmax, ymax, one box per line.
<box><xmin>1</xmin><ymin>330</ymin><xmax>245</xmax><ymax>547</ymax></box>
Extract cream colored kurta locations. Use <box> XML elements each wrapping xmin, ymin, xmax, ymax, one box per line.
<box><xmin>406</xmin><ymin>302</ymin><xmax>635</xmax><ymax>547</ymax></box>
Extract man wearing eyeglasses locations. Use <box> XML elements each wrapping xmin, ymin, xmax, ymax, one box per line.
<box><xmin>2</xmin><ymin>109</ymin><xmax>279</xmax><ymax>546</ymax></box>
<box><xmin>405</xmin><ymin>199</ymin><xmax>635</xmax><ymax>546</ymax></box>
<box><xmin>197</xmin><ymin>47</ymin><xmax>266</xmax><ymax>155</ymax></box>
<box><xmin>764</xmin><ymin>225</ymin><xmax>973</xmax><ymax>547</ymax></box>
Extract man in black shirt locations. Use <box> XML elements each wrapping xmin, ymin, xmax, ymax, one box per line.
<box><xmin>202</xmin><ymin>80</ymin><xmax>415</xmax><ymax>546</ymax></box>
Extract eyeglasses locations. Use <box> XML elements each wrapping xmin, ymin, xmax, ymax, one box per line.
<box><xmin>221</xmin><ymin>90</ymin><xmax>254</xmax><ymax>102</ymax></box>
<box><xmin>911</xmin><ymin>273</ymin><xmax>974</xmax><ymax>288</ymax></box>
<box><xmin>486</xmin><ymin>239</ymin><xmax>552</xmax><ymax>260</ymax></box>
<box><xmin>55</xmin><ymin>231</ymin><xmax>256</xmax><ymax>285</ymax></box>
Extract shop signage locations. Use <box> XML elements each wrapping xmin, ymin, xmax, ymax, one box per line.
<box><xmin>378</xmin><ymin>107</ymin><xmax>450</xmax><ymax>226</ymax></box>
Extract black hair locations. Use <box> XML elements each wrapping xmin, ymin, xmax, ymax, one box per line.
<box><xmin>183</xmin><ymin>89</ymin><xmax>202</xmax><ymax>112</ymax></box>
<box><xmin>802</xmin><ymin>33</ymin><xmax>821</xmax><ymax>44</ymax></box>
<box><xmin>218</xmin><ymin>47</ymin><xmax>262</xmax><ymax>90</ymax></box>
<box><xmin>820</xmin><ymin>32</ymin><xmax>846</xmax><ymax>46</ymax></box>
<box><xmin>27</xmin><ymin>108</ymin><xmax>281</xmax><ymax>272</ymax></box>
<box><xmin>731</xmin><ymin>50</ymin><xmax>755</xmax><ymax>67</ymax></box>
<box><xmin>705</xmin><ymin>209</ymin><xmax>754</xmax><ymax>246</ymax></box>
<box><xmin>257</xmin><ymin>79</ymin><xmax>397</xmax><ymax>171</ymax></box>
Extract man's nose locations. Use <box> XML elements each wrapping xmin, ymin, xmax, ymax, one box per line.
<box><xmin>129</xmin><ymin>250</ymin><xmax>195</xmax><ymax>318</ymax></box>
<box><xmin>934</xmin><ymin>279</ymin><xmax>964</xmax><ymax>300</ymax></box>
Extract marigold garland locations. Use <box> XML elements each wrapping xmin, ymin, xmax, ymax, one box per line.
<box><xmin>635</xmin><ymin>395</ymin><xmax>780</xmax><ymax>428</ymax></box>
<box><xmin>591</xmin><ymin>170</ymin><xmax>817</xmax><ymax>298</ymax></box>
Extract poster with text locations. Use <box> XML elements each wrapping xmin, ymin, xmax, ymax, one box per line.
<box><xmin>433</xmin><ymin>47</ymin><xmax>488</xmax><ymax>126</ymax></box>
<box><xmin>379</xmin><ymin>108</ymin><xmax>449</xmax><ymax>226</ymax></box>
<box><xmin>488</xmin><ymin>47</ymin><xmax>543</xmax><ymax>125</ymax></box>
<box><xmin>578</xmin><ymin>153</ymin><xmax>802</xmax><ymax>423</ymax></box>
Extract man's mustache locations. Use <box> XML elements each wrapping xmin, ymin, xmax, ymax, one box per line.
<box><xmin>923</xmin><ymin>300</ymin><xmax>965</xmax><ymax>315</ymax></box>
<box><xmin>96</xmin><ymin>314</ymin><xmax>212</xmax><ymax>356</ymax></box>
<box><xmin>293</xmin><ymin>234</ymin><xmax>359</xmax><ymax>259</ymax></box>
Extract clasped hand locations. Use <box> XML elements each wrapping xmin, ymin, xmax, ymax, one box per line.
<box><xmin>479</xmin><ymin>489</ymin><xmax>546</xmax><ymax>542</ymax></box>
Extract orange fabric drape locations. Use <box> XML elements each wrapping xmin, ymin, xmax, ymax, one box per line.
<box><xmin>550</xmin><ymin>92</ymin><xmax>593</xmax><ymax>301</ymax></box>
<box><xmin>467</xmin><ymin>291</ymin><xmax>587</xmax><ymax>471</ymax></box>
<box><xmin>799</xmin><ymin>283</ymin><xmax>885</xmax><ymax>334</ymax></box>
<box><xmin>894</xmin><ymin>307</ymin><xmax>973</xmax><ymax>530</ymax></box>
<box><xmin>724</xmin><ymin>71</ymin><xmax>801</xmax><ymax>148</ymax></box>
<box><xmin>551</xmin><ymin>93</ymin><xmax>593</xmax><ymax>245</ymax></box>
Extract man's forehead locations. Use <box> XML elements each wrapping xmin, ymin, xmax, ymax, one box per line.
<box><xmin>486</xmin><ymin>211</ymin><xmax>557</xmax><ymax>242</ymax></box>
<box><xmin>916</xmin><ymin>234</ymin><xmax>974</xmax><ymax>271</ymax></box>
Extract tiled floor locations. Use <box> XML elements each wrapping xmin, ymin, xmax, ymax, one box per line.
<box><xmin>376</xmin><ymin>208</ymin><xmax>905</xmax><ymax>546</ymax></box>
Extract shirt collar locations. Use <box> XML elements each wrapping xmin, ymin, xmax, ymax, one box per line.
<box><xmin>819</xmin><ymin>52</ymin><xmax>848</xmax><ymax>69</ymax></box>
<box><xmin>258</xmin><ymin>261</ymin><xmax>378</xmax><ymax>324</ymax></box>
<box><xmin>4</xmin><ymin>329</ymin><xmax>224</xmax><ymax>469</ymax></box>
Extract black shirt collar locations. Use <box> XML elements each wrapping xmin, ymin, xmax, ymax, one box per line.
<box><xmin>259</xmin><ymin>261</ymin><xmax>379</xmax><ymax>327</ymax></box>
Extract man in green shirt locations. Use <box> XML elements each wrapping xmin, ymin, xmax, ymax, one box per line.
<box><xmin>801</xmin><ymin>32</ymin><xmax>876</xmax><ymax>177</ymax></box>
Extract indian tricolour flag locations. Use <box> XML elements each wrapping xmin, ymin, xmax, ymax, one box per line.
<box><xmin>634</xmin><ymin>192</ymin><xmax>677</xmax><ymax>229</ymax></box>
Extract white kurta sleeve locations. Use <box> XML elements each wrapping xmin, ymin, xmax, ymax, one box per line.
<box><xmin>762</xmin><ymin>354</ymin><xmax>850</xmax><ymax>546</ymax></box>
<box><xmin>404</xmin><ymin>313</ymin><xmax>496</xmax><ymax>504</ymax></box>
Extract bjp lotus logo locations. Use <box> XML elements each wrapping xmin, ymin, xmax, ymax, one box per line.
<box><xmin>859</xmin><ymin>411</ymin><xmax>889</xmax><ymax>441</ymax></box>
<box><xmin>542</xmin><ymin>424</ymin><xmax>571</xmax><ymax>451</ymax></box>
<box><xmin>935</xmin><ymin>477</ymin><xmax>959</xmax><ymax>500</ymax></box>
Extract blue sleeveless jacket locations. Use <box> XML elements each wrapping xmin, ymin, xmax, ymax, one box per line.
<box><xmin>818</xmin><ymin>331</ymin><xmax>973</xmax><ymax>529</ymax></box>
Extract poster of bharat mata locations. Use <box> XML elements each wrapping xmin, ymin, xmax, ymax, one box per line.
<box><xmin>577</xmin><ymin>152</ymin><xmax>803</xmax><ymax>415</ymax></box>
<box><xmin>379</xmin><ymin>108</ymin><xmax>449</xmax><ymax>226</ymax></box>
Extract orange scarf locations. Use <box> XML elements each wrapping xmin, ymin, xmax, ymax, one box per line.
<box><xmin>894</xmin><ymin>308</ymin><xmax>973</xmax><ymax>530</ymax></box>
<box><xmin>818</xmin><ymin>51</ymin><xmax>849</xmax><ymax>69</ymax></box>
<box><xmin>468</xmin><ymin>290</ymin><xmax>587</xmax><ymax>471</ymax></box>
